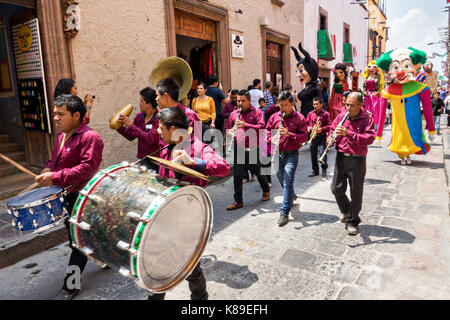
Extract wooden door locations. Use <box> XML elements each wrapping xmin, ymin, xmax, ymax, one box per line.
<box><xmin>266</xmin><ymin>41</ymin><xmax>283</xmax><ymax>89</ymax></box>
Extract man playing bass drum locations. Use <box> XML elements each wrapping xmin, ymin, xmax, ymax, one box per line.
<box><xmin>328</xmin><ymin>91</ymin><xmax>375</xmax><ymax>236</ymax></box>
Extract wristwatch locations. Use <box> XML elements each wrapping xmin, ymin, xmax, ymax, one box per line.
<box><xmin>85</xmin><ymin>106</ymin><xmax>92</xmax><ymax>110</ymax></box>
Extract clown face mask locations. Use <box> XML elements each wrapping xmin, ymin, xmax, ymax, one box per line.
<box><xmin>296</xmin><ymin>64</ymin><xmax>311</xmax><ymax>84</ymax></box>
<box><xmin>378</xmin><ymin>48</ymin><xmax>426</xmax><ymax>85</ymax></box>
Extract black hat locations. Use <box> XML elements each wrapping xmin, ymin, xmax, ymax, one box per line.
<box><xmin>290</xmin><ymin>42</ymin><xmax>319</xmax><ymax>82</ymax></box>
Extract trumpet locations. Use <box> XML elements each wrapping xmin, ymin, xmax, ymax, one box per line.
<box><xmin>227</xmin><ymin>108</ymin><xmax>242</xmax><ymax>152</ymax></box>
<box><xmin>303</xmin><ymin>116</ymin><xmax>321</xmax><ymax>146</ymax></box>
<box><xmin>318</xmin><ymin>111</ymin><xmax>349</xmax><ymax>165</ymax></box>
<box><xmin>271</xmin><ymin>112</ymin><xmax>286</xmax><ymax>162</ymax></box>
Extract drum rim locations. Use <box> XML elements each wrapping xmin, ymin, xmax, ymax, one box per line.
<box><xmin>7</xmin><ymin>186</ymin><xmax>65</xmax><ymax>210</ymax></box>
<box><xmin>134</xmin><ymin>185</ymin><xmax>213</xmax><ymax>293</ymax></box>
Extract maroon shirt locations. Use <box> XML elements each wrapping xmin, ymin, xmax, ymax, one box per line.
<box><xmin>226</xmin><ymin>106</ymin><xmax>265</xmax><ymax>149</ymax></box>
<box><xmin>266</xmin><ymin>110</ymin><xmax>308</xmax><ymax>152</ymax></box>
<box><xmin>159</xmin><ymin>136</ymin><xmax>230</xmax><ymax>188</ymax></box>
<box><xmin>46</xmin><ymin>122</ymin><xmax>104</xmax><ymax>192</ymax></box>
<box><xmin>177</xmin><ymin>103</ymin><xmax>200</xmax><ymax>128</ymax></box>
<box><xmin>329</xmin><ymin>109</ymin><xmax>375</xmax><ymax>157</ymax></box>
<box><xmin>117</xmin><ymin>110</ymin><xmax>160</xmax><ymax>158</ymax></box>
<box><xmin>306</xmin><ymin>108</ymin><xmax>331</xmax><ymax>135</ymax></box>
<box><xmin>264</xmin><ymin>104</ymin><xmax>280</xmax><ymax>120</ymax></box>
<box><xmin>222</xmin><ymin>101</ymin><xmax>237</xmax><ymax>118</ymax></box>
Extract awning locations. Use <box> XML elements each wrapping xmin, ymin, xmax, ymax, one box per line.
<box><xmin>343</xmin><ymin>43</ymin><xmax>353</xmax><ymax>64</ymax></box>
<box><xmin>317</xmin><ymin>30</ymin><xmax>334</xmax><ymax>61</ymax></box>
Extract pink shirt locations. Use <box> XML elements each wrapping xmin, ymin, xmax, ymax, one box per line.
<box><xmin>329</xmin><ymin>109</ymin><xmax>376</xmax><ymax>157</ymax></box>
<box><xmin>46</xmin><ymin>122</ymin><xmax>104</xmax><ymax>192</ymax></box>
<box><xmin>158</xmin><ymin>136</ymin><xmax>230</xmax><ymax>188</ymax></box>
<box><xmin>226</xmin><ymin>106</ymin><xmax>265</xmax><ymax>149</ymax></box>
<box><xmin>306</xmin><ymin>108</ymin><xmax>331</xmax><ymax>135</ymax></box>
<box><xmin>266</xmin><ymin>111</ymin><xmax>308</xmax><ymax>152</ymax></box>
<box><xmin>117</xmin><ymin>110</ymin><xmax>160</xmax><ymax>158</ymax></box>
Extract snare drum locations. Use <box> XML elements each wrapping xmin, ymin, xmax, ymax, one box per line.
<box><xmin>7</xmin><ymin>186</ymin><xmax>67</xmax><ymax>232</ymax></box>
<box><xmin>69</xmin><ymin>162</ymin><xmax>212</xmax><ymax>293</ymax></box>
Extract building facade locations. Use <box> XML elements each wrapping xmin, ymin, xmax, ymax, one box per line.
<box><xmin>367</xmin><ymin>0</ymin><xmax>388</xmax><ymax>63</ymax></box>
<box><xmin>303</xmin><ymin>0</ymin><xmax>369</xmax><ymax>93</ymax></box>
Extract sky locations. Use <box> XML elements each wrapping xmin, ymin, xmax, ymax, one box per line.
<box><xmin>386</xmin><ymin>0</ymin><xmax>449</xmax><ymax>78</ymax></box>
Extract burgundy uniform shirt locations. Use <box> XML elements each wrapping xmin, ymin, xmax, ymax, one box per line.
<box><xmin>329</xmin><ymin>109</ymin><xmax>376</xmax><ymax>157</ymax></box>
<box><xmin>226</xmin><ymin>106</ymin><xmax>265</xmax><ymax>149</ymax></box>
<box><xmin>46</xmin><ymin>122</ymin><xmax>104</xmax><ymax>192</ymax></box>
<box><xmin>159</xmin><ymin>136</ymin><xmax>230</xmax><ymax>188</ymax></box>
<box><xmin>266</xmin><ymin>110</ymin><xmax>308</xmax><ymax>152</ymax></box>
<box><xmin>117</xmin><ymin>110</ymin><xmax>160</xmax><ymax>158</ymax></box>
<box><xmin>306</xmin><ymin>108</ymin><xmax>331</xmax><ymax>135</ymax></box>
<box><xmin>222</xmin><ymin>101</ymin><xmax>237</xmax><ymax>118</ymax></box>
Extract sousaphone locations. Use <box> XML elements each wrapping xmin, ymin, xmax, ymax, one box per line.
<box><xmin>149</xmin><ymin>56</ymin><xmax>193</xmax><ymax>106</ymax></box>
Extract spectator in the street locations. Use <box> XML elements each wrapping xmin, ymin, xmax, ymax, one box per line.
<box><xmin>115</xmin><ymin>87</ymin><xmax>160</xmax><ymax>172</ymax></box>
<box><xmin>431</xmin><ymin>91</ymin><xmax>445</xmax><ymax>135</ymax></box>
<box><xmin>320</xmin><ymin>79</ymin><xmax>329</xmax><ymax>108</ymax></box>
<box><xmin>223</xmin><ymin>89</ymin><xmax>239</xmax><ymax>120</ymax></box>
<box><xmin>266</xmin><ymin>91</ymin><xmax>308</xmax><ymax>226</ymax></box>
<box><xmin>330</xmin><ymin>91</ymin><xmax>375</xmax><ymax>236</ymax></box>
<box><xmin>444</xmin><ymin>91</ymin><xmax>450</xmax><ymax>126</ymax></box>
<box><xmin>249</xmin><ymin>79</ymin><xmax>264</xmax><ymax>108</ymax></box>
<box><xmin>35</xmin><ymin>94</ymin><xmax>104</xmax><ymax>300</ymax></box>
<box><xmin>206</xmin><ymin>75</ymin><xmax>226</xmax><ymax>134</ymax></box>
<box><xmin>306</xmin><ymin>97</ymin><xmax>331</xmax><ymax>177</ymax></box>
<box><xmin>284</xmin><ymin>83</ymin><xmax>299</xmax><ymax>110</ymax></box>
<box><xmin>54</xmin><ymin>78</ymin><xmax>94</xmax><ymax>125</ymax></box>
<box><xmin>226</xmin><ymin>90</ymin><xmax>270</xmax><ymax>211</ymax></box>
<box><xmin>264</xmin><ymin>81</ymin><xmax>275</xmax><ymax>106</ymax></box>
<box><xmin>147</xmin><ymin>107</ymin><xmax>229</xmax><ymax>301</ymax></box>
<box><xmin>192</xmin><ymin>82</ymin><xmax>216</xmax><ymax>144</ymax></box>
<box><xmin>258</xmin><ymin>97</ymin><xmax>266</xmax><ymax>112</ymax></box>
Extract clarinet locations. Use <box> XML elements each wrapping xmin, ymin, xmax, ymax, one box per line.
<box><xmin>271</xmin><ymin>112</ymin><xmax>286</xmax><ymax>162</ymax></box>
<box><xmin>318</xmin><ymin>111</ymin><xmax>349</xmax><ymax>165</ymax></box>
<box><xmin>227</xmin><ymin>108</ymin><xmax>242</xmax><ymax>152</ymax></box>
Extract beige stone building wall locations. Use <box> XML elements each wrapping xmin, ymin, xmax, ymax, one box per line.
<box><xmin>69</xmin><ymin>0</ymin><xmax>305</xmax><ymax>167</ymax></box>
<box><xmin>367</xmin><ymin>0</ymin><xmax>387</xmax><ymax>63</ymax></box>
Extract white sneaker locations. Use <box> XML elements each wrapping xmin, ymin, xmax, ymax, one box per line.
<box><xmin>406</xmin><ymin>156</ymin><xmax>412</xmax><ymax>165</ymax></box>
<box><xmin>401</xmin><ymin>158</ymin><xmax>406</xmax><ymax>165</ymax></box>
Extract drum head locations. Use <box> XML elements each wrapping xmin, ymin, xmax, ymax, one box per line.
<box><xmin>7</xmin><ymin>186</ymin><xmax>63</xmax><ymax>207</ymax></box>
<box><xmin>137</xmin><ymin>185</ymin><xmax>212</xmax><ymax>292</ymax></box>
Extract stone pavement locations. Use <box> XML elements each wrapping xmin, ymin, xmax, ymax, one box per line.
<box><xmin>0</xmin><ymin>120</ymin><xmax>449</xmax><ymax>300</ymax></box>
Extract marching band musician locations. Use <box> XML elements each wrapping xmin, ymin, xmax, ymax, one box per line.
<box><xmin>306</xmin><ymin>97</ymin><xmax>331</xmax><ymax>177</ymax></box>
<box><xmin>266</xmin><ymin>91</ymin><xmax>308</xmax><ymax>227</ymax></box>
<box><xmin>148</xmin><ymin>107</ymin><xmax>229</xmax><ymax>300</ymax></box>
<box><xmin>225</xmin><ymin>90</ymin><xmax>271</xmax><ymax>211</ymax></box>
<box><xmin>115</xmin><ymin>87</ymin><xmax>160</xmax><ymax>172</ymax></box>
<box><xmin>329</xmin><ymin>91</ymin><xmax>375</xmax><ymax>236</ymax></box>
<box><xmin>34</xmin><ymin>94</ymin><xmax>104</xmax><ymax>300</ymax></box>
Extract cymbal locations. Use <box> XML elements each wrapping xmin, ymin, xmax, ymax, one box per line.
<box><xmin>146</xmin><ymin>156</ymin><xmax>209</xmax><ymax>182</ymax></box>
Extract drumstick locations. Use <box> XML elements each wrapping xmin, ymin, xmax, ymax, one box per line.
<box><xmin>18</xmin><ymin>182</ymin><xmax>40</xmax><ymax>195</ymax></box>
<box><xmin>133</xmin><ymin>145</ymin><xmax>170</xmax><ymax>166</ymax></box>
<box><xmin>0</xmin><ymin>152</ymin><xmax>37</xmax><ymax>178</ymax></box>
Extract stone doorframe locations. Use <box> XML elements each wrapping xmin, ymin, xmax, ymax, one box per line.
<box><xmin>163</xmin><ymin>0</ymin><xmax>231</xmax><ymax>93</ymax></box>
<box><xmin>261</xmin><ymin>27</ymin><xmax>291</xmax><ymax>89</ymax></box>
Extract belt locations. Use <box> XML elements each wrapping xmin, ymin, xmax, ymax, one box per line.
<box><xmin>279</xmin><ymin>149</ymin><xmax>298</xmax><ymax>156</ymax></box>
<box><xmin>339</xmin><ymin>152</ymin><xmax>365</xmax><ymax>158</ymax></box>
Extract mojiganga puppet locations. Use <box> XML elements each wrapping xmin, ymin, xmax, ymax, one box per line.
<box><xmin>376</xmin><ymin>47</ymin><xmax>435</xmax><ymax>165</ymax></box>
<box><xmin>328</xmin><ymin>63</ymin><xmax>349</xmax><ymax>122</ymax></box>
<box><xmin>361</xmin><ymin>60</ymin><xmax>387</xmax><ymax>146</ymax></box>
<box><xmin>291</xmin><ymin>42</ymin><xmax>321</xmax><ymax>119</ymax></box>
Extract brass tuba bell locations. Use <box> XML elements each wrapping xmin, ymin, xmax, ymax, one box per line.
<box><xmin>149</xmin><ymin>56</ymin><xmax>193</xmax><ymax>105</ymax></box>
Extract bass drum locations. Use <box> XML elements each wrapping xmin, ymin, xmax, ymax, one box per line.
<box><xmin>69</xmin><ymin>162</ymin><xmax>212</xmax><ymax>293</ymax></box>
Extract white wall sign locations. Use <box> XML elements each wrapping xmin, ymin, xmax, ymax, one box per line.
<box><xmin>231</xmin><ymin>33</ymin><xmax>244</xmax><ymax>59</ymax></box>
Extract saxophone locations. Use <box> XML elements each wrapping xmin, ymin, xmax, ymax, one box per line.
<box><xmin>271</xmin><ymin>112</ymin><xmax>286</xmax><ymax>162</ymax></box>
<box><xmin>318</xmin><ymin>111</ymin><xmax>349</xmax><ymax>165</ymax></box>
<box><xmin>302</xmin><ymin>116</ymin><xmax>321</xmax><ymax>146</ymax></box>
<box><xmin>227</xmin><ymin>108</ymin><xmax>242</xmax><ymax>152</ymax></box>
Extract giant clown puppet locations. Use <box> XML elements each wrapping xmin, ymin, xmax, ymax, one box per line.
<box><xmin>291</xmin><ymin>42</ymin><xmax>322</xmax><ymax>119</ymax></box>
<box><xmin>376</xmin><ymin>47</ymin><xmax>435</xmax><ymax>165</ymax></box>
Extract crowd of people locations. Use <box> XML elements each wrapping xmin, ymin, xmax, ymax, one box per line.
<box><xmin>30</xmin><ymin>42</ymin><xmax>447</xmax><ymax>301</ymax></box>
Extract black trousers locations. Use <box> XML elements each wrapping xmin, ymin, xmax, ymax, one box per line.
<box><xmin>233</xmin><ymin>147</ymin><xmax>270</xmax><ymax>204</ymax></box>
<box><xmin>148</xmin><ymin>263</ymin><xmax>207</xmax><ymax>300</ymax></box>
<box><xmin>330</xmin><ymin>153</ymin><xmax>366</xmax><ymax>227</ymax></box>
<box><xmin>215</xmin><ymin>116</ymin><xmax>224</xmax><ymax>135</ymax></box>
<box><xmin>62</xmin><ymin>192</ymin><xmax>88</xmax><ymax>292</ymax></box>
<box><xmin>310</xmin><ymin>134</ymin><xmax>328</xmax><ymax>173</ymax></box>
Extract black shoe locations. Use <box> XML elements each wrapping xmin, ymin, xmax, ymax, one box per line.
<box><xmin>322</xmin><ymin>169</ymin><xmax>327</xmax><ymax>177</ymax></box>
<box><xmin>308</xmin><ymin>171</ymin><xmax>319</xmax><ymax>177</ymax></box>
<box><xmin>54</xmin><ymin>289</ymin><xmax>80</xmax><ymax>300</ymax></box>
<box><xmin>278</xmin><ymin>215</ymin><xmax>289</xmax><ymax>227</ymax></box>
